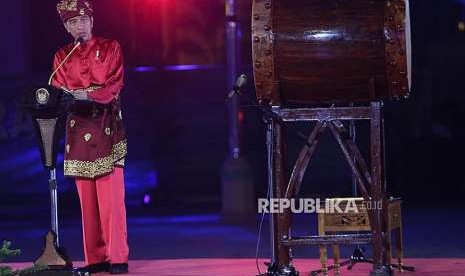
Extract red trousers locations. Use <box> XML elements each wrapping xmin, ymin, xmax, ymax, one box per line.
<box><xmin>75</xmin><ymin>167</ymin><xmax>129</xmax><ymax>265</ymax></box>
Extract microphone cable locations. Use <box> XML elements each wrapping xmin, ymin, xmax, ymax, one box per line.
<box><xmin>256</xmin><ymin>172</ymin><xmax>272</xmax><ymax>276</ymax></box>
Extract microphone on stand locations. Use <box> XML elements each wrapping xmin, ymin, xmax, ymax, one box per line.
<box><xmin>48</xmin><ymin>37</ymin><xmax>84</xmax><ymax>86</ymax></box>
<box><xmin>227</xmin><ymin>74</ymin><xmax>248</xmax><ymax>98</ymax></box>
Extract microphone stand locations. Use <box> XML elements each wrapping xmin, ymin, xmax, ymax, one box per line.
<box><xmin>229</xmin><ymin>87</ymin><xmax>300</xmax><ymax>276</ymax></box>
<box><xmin>48</xmin><ymin>40</ymin><xmax>82</xmax><ymax>85</ymax></box>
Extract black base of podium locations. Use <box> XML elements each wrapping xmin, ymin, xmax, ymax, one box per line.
<box><xmin>27</xmin><ymin>268</ymin><xmax>88</xmax><ymax>276</ymax></box>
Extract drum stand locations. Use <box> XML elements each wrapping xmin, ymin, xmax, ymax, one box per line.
<box><xmin>258</xmin><ymin>105</ymin><xmax>299</xmax><ymax>276</ymax></box>
<box><xmin>260</xmin><ymin>101</ymin><xmax>394</xmax><ymax>276</ymax></box>
<box><xmin>310</xmin><ymin>247</ymin><xmax>414</xmax><ymax>276</ymax></box>
<box><xmin>308</xmin><ymin>110</ymin><xmax>415</xmax><ymax>276</ymax></box>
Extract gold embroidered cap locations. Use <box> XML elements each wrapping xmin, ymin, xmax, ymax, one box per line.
<box><xmin>57</xmin><ymin>0</ymin><xmax>93</xmax><ymax>22</ymax></box>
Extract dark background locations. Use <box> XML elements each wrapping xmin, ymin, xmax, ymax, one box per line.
<box><xmin>0</xmin><ymin>0</ymin><xmax>464</xmax><ymax>219</ymax></box>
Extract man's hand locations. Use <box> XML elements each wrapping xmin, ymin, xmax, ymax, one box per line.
<box><xmin>60</xmin><ymin>86</ymin><xmax>73</xmax><ymax>96</ymax></box>
<box><xmin>72</xmin><ymin>90</ymin><xmax>89</xmax><ymax>100</ymax></box>
<box><xmin>60</xmin><ymin>87</ymin><xmax>91</xmax><ymax>101</ymax></box>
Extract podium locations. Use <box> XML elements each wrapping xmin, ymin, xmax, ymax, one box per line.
<box><xmin>18</xmin><ymin>85</ymin><xmax>87</xmax><ymax>276</ymax></box>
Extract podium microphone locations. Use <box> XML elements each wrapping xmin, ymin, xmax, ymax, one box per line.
<box><xmin>47</xmin><ymin>37</ymin><xmax>84</xmax><ymax>85</ymax></box>
<box><xmin>228</xmin><ymin>74</ymin><xmax>248</xmax><ymax>98</ymax></box>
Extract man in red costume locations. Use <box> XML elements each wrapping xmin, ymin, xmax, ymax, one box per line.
<box><xmin>52</xmin><ymin>0</ymin><xmax>129</xmax><ymax>274</ymax></box>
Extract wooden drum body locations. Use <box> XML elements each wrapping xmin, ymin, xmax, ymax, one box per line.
<box><xmin>252</xmin><ymin>0</ymin><xmax>411</xmax><ymax>105</ymax></box>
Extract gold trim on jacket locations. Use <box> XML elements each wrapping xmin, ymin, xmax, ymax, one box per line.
<box><xmin>64</xmin><ymin>139</ymin><xmax>127</xmax><ymax>178</ymax></box>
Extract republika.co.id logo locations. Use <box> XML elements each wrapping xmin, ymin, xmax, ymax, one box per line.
<box><xmin>258</xmin><ymin>198</ymin><xmax>383</xmax><ymax>214</ymax></box>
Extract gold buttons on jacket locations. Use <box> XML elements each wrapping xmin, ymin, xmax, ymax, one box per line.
<box><xmin>105</xmin><ymin>128</ymin><xmax>111</xmax><ymax>135</ymax></box>
<box><xmin>66</xmin><ymin>144</ymin><xmax>70</xmax><ymax>153</ymax></box>
<box><xmin>84</xmin><ymin>133</ymin><xmax>92</xmax><ymax>141</ymax></box>
<box><xmin>70</xmin><ymin>120</ymin><xmax>75</xmax><ymax>128</ymax></box>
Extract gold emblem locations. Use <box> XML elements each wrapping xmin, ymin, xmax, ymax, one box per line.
<box><xmin>66</xmin><ymin>144</ymin><xmax>70</xmax><ymax>153</ymax></box>
<box><xmin>105</xmin><ymin>128</ymin><xmax>111</xmax><ymax>135</ymax></box>
<box><xmin>70</xmin><ymin>120</ymin><xmax>76</xmax><ymax>128</ymax></box>
<box><xmin>84</xmin><ymin>133</ymin><xmax>92</xmax><ymax>141</ymax></box>
<box><xmin>35</xmin><ymin>88</ymin><xmax>50</xmax><ymax>105</ymax></box>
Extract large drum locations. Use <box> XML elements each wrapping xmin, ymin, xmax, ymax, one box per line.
<box><xmin>252</xmin><ymin>0</ymin><xmax>411</xmax><ymax>105</ymax></box>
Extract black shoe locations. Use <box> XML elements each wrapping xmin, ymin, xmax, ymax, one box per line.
<box><xmin>77</xmin><ymin>262</ymin><xmax>110</xmax><ymax>274</ymax></box>
<box><xmin>110</xmin><ymin>263</ymin><xmax>128</xmax><ymax>274</ymax></box>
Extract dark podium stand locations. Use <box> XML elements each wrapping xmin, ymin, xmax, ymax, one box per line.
<box><xmin>18</xmin><ymin>85</ymin><xmax>87</xmax><ymax>276</ymax></box>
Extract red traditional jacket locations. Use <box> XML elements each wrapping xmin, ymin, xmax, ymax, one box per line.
<box><xmin>51</xmin><ymin>36</ymin><xmax>127</xmax><ymax>179</ymax></box>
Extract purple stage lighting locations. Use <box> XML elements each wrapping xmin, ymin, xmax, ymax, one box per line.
<box><xmin>144</xmin><ymin>194</ymin><xmax>151</xmax><ymax>204</ymax></box>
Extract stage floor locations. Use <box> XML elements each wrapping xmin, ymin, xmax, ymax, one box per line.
<box><xmin>2</xmin><ymin>209</ymin><xmax>465</xmax><ymax>276</ymax></box>
<box><xmin>8</xmin><ymin>258</ymin><xmax>465</xmax><ymax>276</ymax></box>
